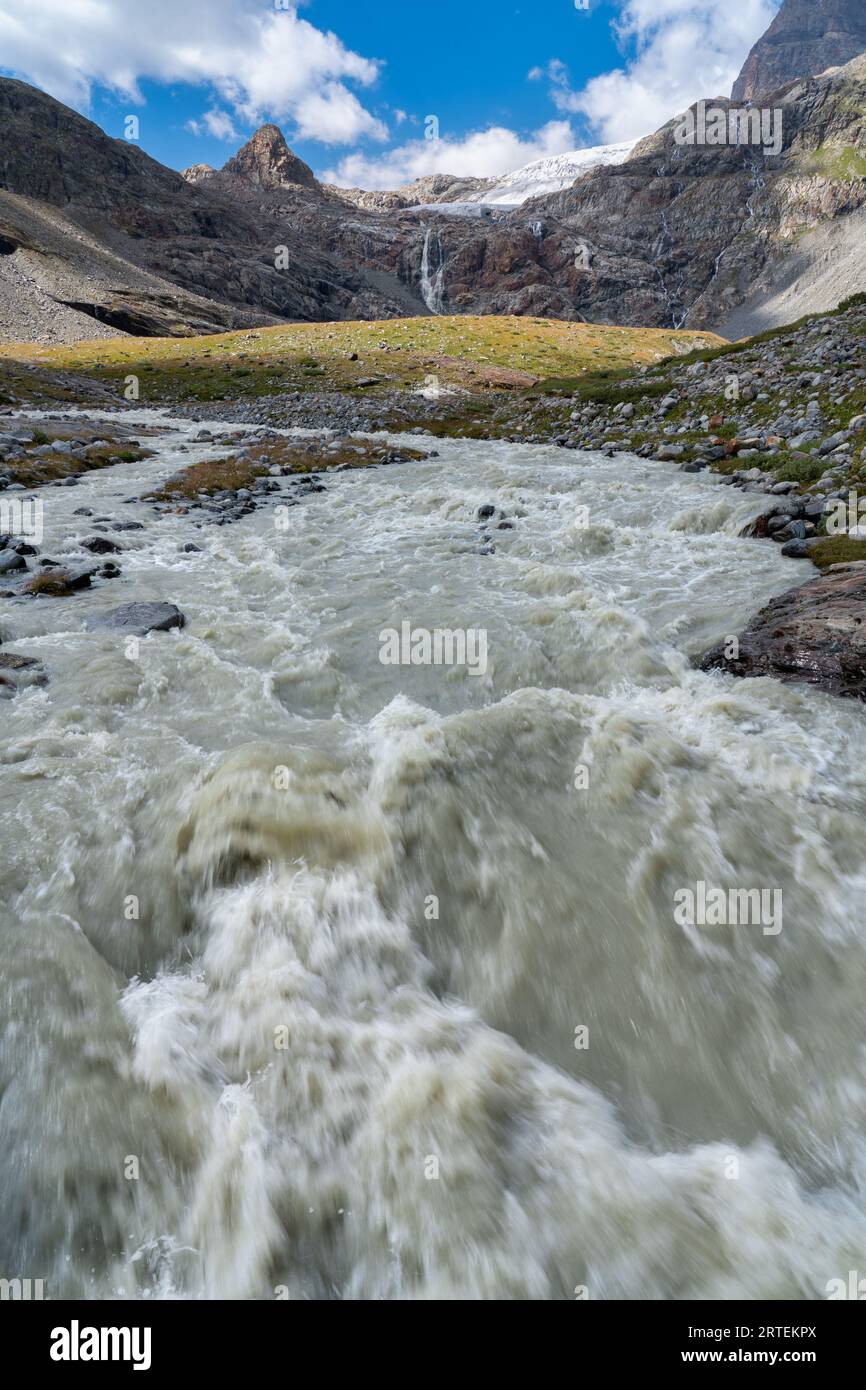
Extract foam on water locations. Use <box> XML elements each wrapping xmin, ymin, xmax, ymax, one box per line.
<box><xmin>1</xmin><ymin>416</ymin><xmax>865</xmax><ymax>1298</ymax></box>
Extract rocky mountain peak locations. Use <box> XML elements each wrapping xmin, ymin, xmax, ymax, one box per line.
<box><xmin>732</xmin><ymin>0</ymin><xmax>866</xmax><ymax>101</ymax></box>
<box><xmin>221</xmin><ymin>124</ymin><xmax>318</xmax><ymax>191</ymax></box>
<box><xmin>181</xmin><ymin>163</ymin><xmax>215</xmax><ymax>185</ymax></box>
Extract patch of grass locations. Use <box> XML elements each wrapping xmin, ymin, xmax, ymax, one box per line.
<box><xmin>770</xmin><ymin>452</ymin><xmax>828</xmax><ymax>484</ymax></box>
<box><xmin>799</xmin><ymin>145</ymin><xmax>866</xmax><ymax>181</ymax></box>
<box><xmin>809</xmin><ymin>536</ymin><xmax>866</xmax><ymax>571</ymax></box>
<box><xmin>24</xmin><ymin>570</ymin><xmax>75</xmax><ymax>596</ymax></box>
<box><xmin>145</xmin><ymin>437</ymin><xmax>429</xmax><ymax>501</ymax></box>
<box><xmin>529</xmin><ymin>371</ymin><xmax>674</xmax><ymax>404</ymax></box>
<box><xmin>7</xmin><ymin>441</ymin><xmax>152</xmax><ymax>488</ymax></box>
<box><xmin>146</xmin><ymin>455</ymin><xmax>270</xmax><ymax>501</ymax></box>
<box><xmin>410</xmin><ymin>403</ymin><xmax>498</xmax><ymax>438</ymax></box>
<box><xmin>5</xmin><ymin>316</ymin><xmax>723</xmax><ymax>406</ymax></box>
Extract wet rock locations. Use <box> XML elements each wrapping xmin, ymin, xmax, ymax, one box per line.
<box><xmin>23</xmin><ymin>567</ymin><xmax>94</xmax><ymax>596</ymax></box>
<box><xmin>86</xmin><ymin>602</ymin><xmax>185</xmax><ymax>635</ymax></box>
<box><xmin>0</xmin><ymin>652</ymin><xmax>39</xmax><ymax>671</ymax></box>
<box><xmin>0</xmin><ymin>652</ymin><xmax>48</xmax><ymax>690</ymax></box>
<box><xmin>0</xmin><ymin>551</ymin><xmax>26</xmax><ymax>574</ymax></box>
<box><xmin>739</xmin><ymin>513</ymin><xmax>772</xmax><ymax>539</ymax></box>
<box><xmin>780</xmin><ymin>537</ymin><xmax>820</xmax><ymax>558</ymax></box>
<box><xmin>81</xmin><ymin>536</ymin><xmax>122</xmax><ymax>554</ymax></box>
<box><xmin>699</xmin><ymin>563</ymin><xmax>866</xmax><ymax>700</ymax></box>
<box><xmin>477</xmin><ymin>504</ymin><xmax>496</xmax><ymax>521</ymax></box>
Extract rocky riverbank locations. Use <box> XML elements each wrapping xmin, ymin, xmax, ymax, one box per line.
<box><xmin>3</xmin><ymin>295</ymin><xmax>866</xmax><ymax>701</ymax></box>
<box><xmin>700</xmin><ymin>561</ymin><xmax>866</xmax><ymax>700</ymax></box>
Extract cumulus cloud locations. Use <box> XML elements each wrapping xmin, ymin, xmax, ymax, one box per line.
<box><xmin>324</xmin><ymin>120</ymin><xmax>577</xmax><ymax>189</ymax></box>
<box><xmin>187</xmin><ymin>109</ymin><xmax>238</xmax><ymax>142</ymax></box>
<box><xmin>547</xmin><ymin>0</ymin><xmax>781</xmax><ymax>142</ymax></box>
<box><xmin>0</xmin><ymin>0</ymin><xmax>388</xmax><ymax>144</ymax></box>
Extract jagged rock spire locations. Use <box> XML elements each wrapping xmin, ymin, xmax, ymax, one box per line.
<box><xmin>222</xmin><ymin>124</ymin><xmax>318</xmax><ymax>190</ymax></box>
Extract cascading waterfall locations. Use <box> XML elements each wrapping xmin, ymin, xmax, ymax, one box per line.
<box><xmin>420</xmin><ymin>224</ymin><xmax>446</xmax><ymax>314</ymax></box>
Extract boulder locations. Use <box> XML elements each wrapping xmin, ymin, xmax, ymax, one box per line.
<box><xmin>699</xmin><ymin>563</ymin><xmax>866</xmax><ymax>700</ymax></box>
<box><xmin>81</xmin><ymin>536</ymin><xmax>123</xmax><ymax>555</ymax></box>
<box><xmin>85</xmin><ymin>602</ymin><xmax>185</xmax><ymax>636</ymax></box>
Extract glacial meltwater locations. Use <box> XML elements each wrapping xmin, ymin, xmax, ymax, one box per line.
<box><xmin>2</xmin><ymin>412</ymin><xmax>865</xmax><ymax>1299</ymax></box>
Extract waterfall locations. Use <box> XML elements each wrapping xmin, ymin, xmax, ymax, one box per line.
<box><xmin>420</xmin><ymin>225</ymin><xmax>446</xmax><ymax>314</ymax></box>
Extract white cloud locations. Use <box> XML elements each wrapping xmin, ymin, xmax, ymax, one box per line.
<box><xmin>324</xmin><ymin>120</ymin><xmax>577</xmax><ymax>189</ymax></box>
<box><xmin>0</xmin><ymin>0</ymin><xmax>388</xmax><ymax>144</ymax></box>
<box><xmin>187</xmin><ymin>108</ymin><xmax>238</xmax><ymax>141</ymax></box>
<box><xmin>547</xmin><ymin>0</ymin><xmax>781</xmax><ymax>142</ymax></box>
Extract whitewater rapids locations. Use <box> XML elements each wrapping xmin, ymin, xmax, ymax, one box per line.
<box><xmin>1</xmin><ymin>414</ymin><xmax>865</xmax><ymax>1300</ymax></box>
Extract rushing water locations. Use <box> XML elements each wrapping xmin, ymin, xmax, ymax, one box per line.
<box><xmin>419</xmin><ymin>227</ymin><xmax>446</xmax><ymax>315</ymax></box>
<box><xmin>2</xmin><ymin>412</ymin><xmax>865</xmax><ymax>1300</ymax></box>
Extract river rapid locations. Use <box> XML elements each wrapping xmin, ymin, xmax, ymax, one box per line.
<box><xmin>1</xmin><ymin>410</ymin><xmax>865</xmax><ymax>1300</ymax></box>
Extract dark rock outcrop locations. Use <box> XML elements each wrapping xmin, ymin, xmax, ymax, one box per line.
<box><xmin>86</xmin><ymin>602</ymin><xmax>185</xmax><ymax>635</ymax></box>
<box><xmin>0</xmin><ymin>651</ymin><xmax>47</xmax><ymax>691</ymax></box>
<box><xmin>220</xmin><ymin>125</ymin><xmax>318</xmax><ymax>191</ymax></box>
<box><xmin>81</xmin><ymin>537</ymin><xmax>122</xmax><ymax>555</ymax></box>
<box><xmin>733</xmin><ymin>0</ymin><xmax>866</xmax><ymax>102</ymax></box>
<box><xmin>699</xmin><ymin>563</ymin><xmax>866</xmax><ymax>700</ymax></box>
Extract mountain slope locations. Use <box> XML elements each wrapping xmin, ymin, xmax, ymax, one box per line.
<box><xmin>732</xmin><ymin>0</ymin><xmax>866</xmax><ymax>101</ymax></box>
<box><xmin>467</xmin><ymin>55</ymin><xmax>866</xmax><ymax>331</ymax></box>
<box><xmin>1</xmin><ymin>41</ymin><xmax>865</xmax><ymax>344</ymax></box>
<box><xmin>0</xmin><ymin>78</ymin><xmax>434</xmax><ymax>340</ymax></box>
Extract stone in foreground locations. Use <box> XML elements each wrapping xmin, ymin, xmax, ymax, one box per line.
<box><xmin>86</xmin><ymin>603</ymin><xmax>185</xmax><ymax>636</ymax></box>
<box><xmin>698</xmin><ymin>563</ymin><xmax>866</xmax><ymax>701</ymax></box>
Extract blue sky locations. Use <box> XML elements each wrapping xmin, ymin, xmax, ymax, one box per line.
<box><xmin>0</xmin><ymin>0</ymin><xmax>779</xmax><ymax>186</ymax></box>
<box><xmin>77</xmin><ymin>1</ymin><xmax>624</xmax><ymax>173</ymax></box>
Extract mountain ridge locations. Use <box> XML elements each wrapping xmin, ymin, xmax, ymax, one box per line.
<box><xmin>732</xmin><ymin>0</ymin><xmax>866</xmax><ymax>101</ymax></box>
<box><xmin>1</xmin><ymin>24</ymin><xmax>865</xmax><ymax>345</ymax></box>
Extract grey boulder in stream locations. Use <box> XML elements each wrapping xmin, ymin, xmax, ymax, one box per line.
<box><xmin>86</xmin><ymin>602</ymin><xmax>185</xmax><ymax>636</ymax></box>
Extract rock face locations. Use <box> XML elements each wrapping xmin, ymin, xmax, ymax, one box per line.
<box><xmin>700</xmin><ymin>564</ymin><xmax>866</xmax><ymax>700</ymax></box>
<box><xmin>732</xmin><ymin>0</ymin><xmax>866</xmax><ymax>102</ymax></box>
<box><xmin>0</xmin><ymin>80</ymin><xmax>434</xmax><ymax>339</ymax></box>
<box><xmin>1</xmin><ymin>28</ymin><xmax>866</xmax><ymax>344</ymax></box>
<box><xmin>221</xmin><ymin>125</ymin><xmax>318</xmax><ymax>191</ymax></box>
